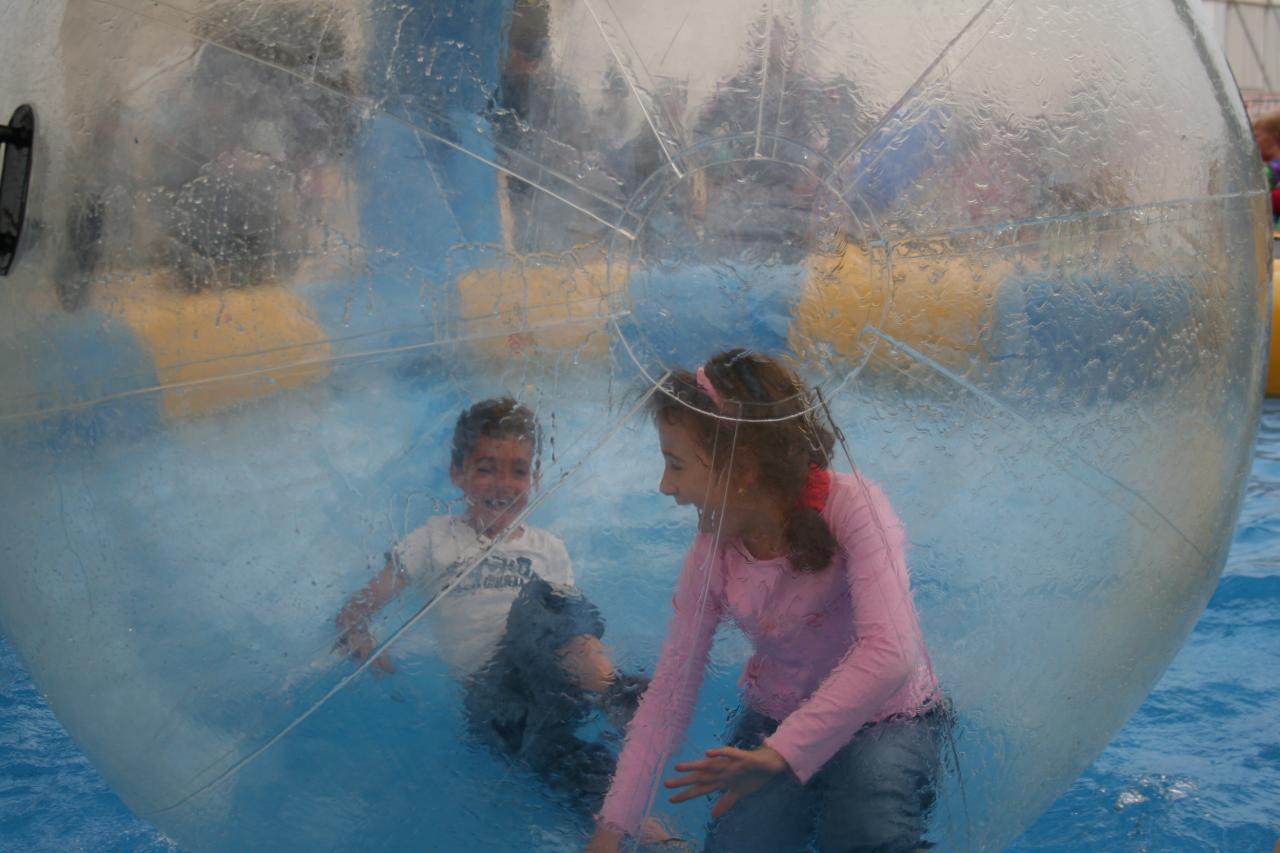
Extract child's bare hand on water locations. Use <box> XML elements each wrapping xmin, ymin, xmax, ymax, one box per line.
<box><xmin>587</xmin><ymin>818</ymin><xmax>688</xmax><ymax>852</ymax></box>
<box><xmin>333</xmin><ymin>620</ymin><xmax>395</xmax><ymax>675</ymax></box>
<box><xmin>665</xmin><ymin>745</ymin><xmax>788</xmax><ymax>818</ymax></box>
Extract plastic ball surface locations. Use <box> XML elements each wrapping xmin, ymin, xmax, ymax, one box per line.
<box><xmin>0</xmin><ymin>1</ymin><xmax>1268</xmax><ymax>850</ymax></box>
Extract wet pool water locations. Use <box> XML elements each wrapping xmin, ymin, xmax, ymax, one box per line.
<box><xmin>3</xmin><ymin>400</ymin><xmax>1278</xmax><ymax>852</ymax></box>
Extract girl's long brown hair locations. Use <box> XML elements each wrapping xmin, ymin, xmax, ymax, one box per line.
<box><xmin>651</xmin><ymin>349</ymin><xmax>838</xmax><ymax>572</ymax></box>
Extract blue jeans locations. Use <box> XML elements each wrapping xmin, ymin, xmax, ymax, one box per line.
<box><xmin>703</xmin><ymin>703</ymin><xmax>947</xmax><ymax>853</ymax></box>
<box><xmin>463</xmin><ymin>579</ymin><xmax>644</xmax><ymax>816</ymax></box>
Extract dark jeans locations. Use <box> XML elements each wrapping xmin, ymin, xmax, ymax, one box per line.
<box><xmin>463</xmin><ymin>579</ymin><xmax>643</xmax><ymax>816</ymax></box>
<box><xmin>703</xmin><ymin>703</ymin><xmax>948</xmax><ymax>853</ymax></box>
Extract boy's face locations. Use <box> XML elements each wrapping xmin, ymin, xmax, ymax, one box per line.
<box><xmin>451</xmin><ymin>435</ymin><xmax>537</xmax><ymax>536</ymax></box>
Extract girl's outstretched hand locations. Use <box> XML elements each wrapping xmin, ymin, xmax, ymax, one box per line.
<box><xmin>587</xmin><ymin>818</ymin><xmax>686</xmax><ymax>852</ymax></box>
<box><xmin>665</xmin><ymin>745</ymin><xmax>789</xmax><ymax>818</ymax></box>
<box><xmin>586</xmin><ymin>825</ymin><xmax>623</xmax><ymax>853</ymax></box>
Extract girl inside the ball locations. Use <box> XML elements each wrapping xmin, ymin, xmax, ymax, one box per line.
<box><xmin>589</xmin><ymin>348</ymin><xmax>945</xmax><ymax>853</ymax></box>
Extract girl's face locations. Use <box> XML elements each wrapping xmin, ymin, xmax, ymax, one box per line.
<box><xmin>658</xmin><ymin>416</ymin><xmax>723</xmax><ymax>529</ymax></box>
<box><xmin>451</xmin><ymin>435</ymin><xmax>536</xmax><ymax>536</ymax></box>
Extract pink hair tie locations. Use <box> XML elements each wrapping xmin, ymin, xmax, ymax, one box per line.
<box><xmin>695</xmin><ymin>366</ymin><xmax>723</xmax><ymax>410</ymax></box>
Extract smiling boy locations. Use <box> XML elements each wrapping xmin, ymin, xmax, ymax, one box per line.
<box><xmin>333</xmin><ymin>398</ymin><xmax>640</xmax><ymax>817</ymax></box>
<box><xmin>335</xmin><ymin>397</ymin><xmax>575</xmax><ymax>676</ymax></box>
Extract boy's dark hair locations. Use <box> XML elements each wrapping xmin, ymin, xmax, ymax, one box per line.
<box><xmin>451</xmin><ymin>398</ymin><xmax>542</xmax><ymax>470</ymax></box>
<box><xmin>651</xmin><ymin>349</ymin><xmax>838</xmax><ymax>573</ymax></box>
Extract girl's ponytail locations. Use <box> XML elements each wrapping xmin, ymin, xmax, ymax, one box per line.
<box><xmin>784</xmin><ymin>463</ymin><xmax>838</xmax><ymax>573</ymax></box>
<box><xmin>785</xmin><ymin>504</ymin><xmax>838</xmax><ymax>573</ymax></box>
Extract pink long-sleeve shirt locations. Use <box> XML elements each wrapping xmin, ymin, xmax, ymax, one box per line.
<box><xmin>599</xmin><ymin>471</ymin><xmax>940</xmax><ymax>835</ymax></box>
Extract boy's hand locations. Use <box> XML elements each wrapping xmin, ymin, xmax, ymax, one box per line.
<box><xmin>333</xmin><ymin>620</ymin><xmax>396</xmax><ymax>675</ymax></box>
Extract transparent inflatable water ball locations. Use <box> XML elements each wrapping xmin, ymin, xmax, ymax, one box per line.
<box><xmin>0</xmin><ymin>1</ymin><xmax>1268</xmax><ymax>850</ymax></box>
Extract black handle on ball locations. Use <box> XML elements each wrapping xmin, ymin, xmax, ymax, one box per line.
<box><xmin>0</xmin><ymin>104</ymin><xmax>35</xmax><ymax>277</ymax></box>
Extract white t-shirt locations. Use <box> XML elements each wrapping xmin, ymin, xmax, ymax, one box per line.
<box><xmin>391</xmin><ymin>516</ymin><xmax>574</xmax><ymax>676</ymax></box>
